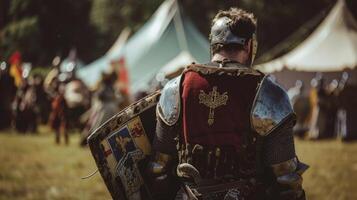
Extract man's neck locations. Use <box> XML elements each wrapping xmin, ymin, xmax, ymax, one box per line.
<box><xmin>211</xmin><ymin>52</ymin><xmax>249</xmax><ymax>65</ymax></box>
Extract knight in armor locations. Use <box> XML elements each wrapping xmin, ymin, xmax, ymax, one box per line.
<box><xmin>148</xmin><ymin>8</ymin><xmax>307</xmax><ymax>200</ymax></box>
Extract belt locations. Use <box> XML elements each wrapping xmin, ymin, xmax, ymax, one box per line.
<box><xmin>183</xmin><ymin>180</ymin><xmax>251</xmax><ymax>200</ymax></box>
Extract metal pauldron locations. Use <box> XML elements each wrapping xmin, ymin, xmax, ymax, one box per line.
<box><xmin>250</xmin><ymin>75</ymin><xmax>295</xmax><ymax>136</ymax></box>
<box><xmin>157</xmin><ymin>76</ymin><xmax>181</xmax><ymax>126</ymax></box>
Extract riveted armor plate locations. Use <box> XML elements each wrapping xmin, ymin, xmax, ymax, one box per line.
<box><xmin>251</xmin><ymin>75</ymin><xmax>295</xmax><ymax>136</ymax></box>
<box><xmin>157</xmin><ymin>76</ymin><xmax>181</xmax><ymax>126</ymax></box>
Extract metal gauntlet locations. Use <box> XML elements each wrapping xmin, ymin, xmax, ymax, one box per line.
<box><xmin>147</xmin><ymin>152</ymin><xmax>179</xmax><ymax>199</ymax></box>
<box><xmin>148</xmin><ymin>152</ymin><xmax>172</xmax><ymax>178</ymax></box>
<box><xmin>271</xmin><ymin>157</ymin><xmax>308</xmax><ymax>200</ymax></box>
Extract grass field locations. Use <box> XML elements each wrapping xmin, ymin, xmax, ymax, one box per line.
<box><xmin>0</xmin><ymin>127</ymin><xmax>111</xmax><ymax>200</ymax></box>
<box><xmin>295</xmin><ymin>138</ymin><xmax>357</xmax><ymax>200</ymax></box>
<box><xmin>0</xmin><ymin>127</ymin><xmax>357</xmax><ymax>200</ymax></box>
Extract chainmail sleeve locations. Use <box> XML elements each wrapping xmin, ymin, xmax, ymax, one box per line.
<box><xmin>153</xmin><ymin>115</ymin><xmax>180</xmax><ymax>155</ymax></box>
<box><xmin>149</xmin><ymin>114</ymin><xmax>181</xmax><ymax>200</ymax></box>
<box><xmin>263</xmin><ymin>118</ymin><xmax>308</xmax><ymax>200</ymax></box>
<box><xmin>263</xmin><ymin>118</ymin><xmax>296</xmax><ymax>166</ymax></box>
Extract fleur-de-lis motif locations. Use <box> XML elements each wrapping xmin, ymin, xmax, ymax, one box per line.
<box><xmin>199</xmin><ymin>86</ymin><xmax>228</xmax><ymax>125</ymax></box>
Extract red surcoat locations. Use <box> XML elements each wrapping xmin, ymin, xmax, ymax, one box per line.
<box><xmin>181</xmin><ymin>67</ymin><xmax>262</xmax><ymax>151</ymax></box>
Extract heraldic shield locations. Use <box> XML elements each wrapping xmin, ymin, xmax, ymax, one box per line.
<box><xmin>88</xmin><ymin>91</ymin><xmax>160</xmax><ymax>200</ymax></box>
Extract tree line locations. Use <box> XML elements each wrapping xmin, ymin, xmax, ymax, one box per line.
<box><xmin>1</xmin><ymin>0</ymin><xmax>356</xmax><ymax>66</ymax></box>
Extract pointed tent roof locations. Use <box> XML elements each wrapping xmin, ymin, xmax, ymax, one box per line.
<box><xmin>256</xmin><ymin>0</ymin><xmax>357</xmax><ymax>73</ymax></box>
<box><xmin>77</xmin><ymin>0</ymin><xmax>209</xmax><ymax>91</ymax></box>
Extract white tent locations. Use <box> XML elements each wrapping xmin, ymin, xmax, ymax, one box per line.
<box><xmin>77</xmin><ymin>0</ymin><xmax>209</xmax><ymax>92</ymax></box>
<box><xmin>256</xmin><ymin>0</ymin><xmax>357</xmax><ymax>73</ymax></box>
<box><xmin>158</xmin><ymin>51</ymin><xmax>196</xmax><ymax>75</ymax></box>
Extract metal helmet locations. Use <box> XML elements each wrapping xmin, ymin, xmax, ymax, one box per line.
<box><xmin>210</xmin><ymin>16</ymin><xmax>258</xmax><ymax>66</ymax></box>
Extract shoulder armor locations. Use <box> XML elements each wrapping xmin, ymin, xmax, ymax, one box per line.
<box><xmin>157</xmin><ymin>76</ymin><xmax>181</xmax><ymax>126</ymax></box>
<box><xmin>251</xmin><ymin>75</ymin><xmax>295</xmax><ymax>136</ymax></box>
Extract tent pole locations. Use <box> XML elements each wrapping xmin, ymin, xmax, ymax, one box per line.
<box><xmin>173</xmin><ymin>0</ymin><xmax>189</xmax><ymax>52</ymax></box>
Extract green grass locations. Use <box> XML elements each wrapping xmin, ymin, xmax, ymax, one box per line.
<box><xmin>0</xmin><ymin>127</ymin><xmax>356</xmax><ymax>200</ymax></box>
<box><xmin>295</xmin><ymin>138</ymin><xmax>357</xmax><ymax>200</ymax></box>
<box><xmin>0</xmin><ymin>127</ymin><xmax>111</xmax><ymax>200</ymax></box>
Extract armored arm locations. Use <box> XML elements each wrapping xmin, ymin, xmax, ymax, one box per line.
<box><xmin>147</xmin><ymin>77</ymin><xmax>182</xmax><ymax>199</ymax></box>
<box><xmin>265</xmin><ymin>121</ymin><xmax>308</xmax><ymax>200</ymax></box>
<box><xmin>251</xmin><ymin>76</ymin><xmax>307</xmax><ymax>200</ymax></box>
<box><xmin>147</xmin><ymin>117</ymin><xmax>181</xmax><ymax>199</ymax></box>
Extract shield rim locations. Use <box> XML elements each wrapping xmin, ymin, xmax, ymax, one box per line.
<box><xmin>88</xmin><ymin>91</ymin><xmax>161</xmax><ymax>200</ymax></box>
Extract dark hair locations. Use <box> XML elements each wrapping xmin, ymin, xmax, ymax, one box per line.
<box><xmin>210</xmin><ymin>8</ymin><xmax>257</xmax><ymax>55</ymax></box>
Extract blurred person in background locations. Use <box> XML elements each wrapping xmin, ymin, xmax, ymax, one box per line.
<box><xmin>287</xmin><ymin>80</ymin><xmax>304</xmax><ymax>104</ymax></box>
<box><xmin>309</xmin><ymin>74</ymin><xmax>338</xmax><ymax>139</ymax></box>
<box><xmin>44</xmin><ymin>56</ymin><xmax>61</xmax><ymax>99</ymax></box>
<box><xmin>64</xmin><ymin>78</ymin><xmax>91</xmax><ymax>130</ymax></box>
<box><xmin>334</xmin><ymin>73</ymin><xmax>348</xmax><ymax>139</ymax></box>
<box><xmin>13</xmin><ymin>75</ymin><xmax>39</xmax><ymax>133</ymax></box>
<box><xmin>0</xmin><ymin>62</ymin><xmax>17</xmax><ymax>130</ymax></box>
<box><xmin>48</xmin><ymin>81</ymin><xmax>69</xmax><ymax>144</ymax></box>
<box><xmin>8</xmin><ymin>51</ymin><xmax>23</xmax><ymax>88</ymax></box>
<box><xmin>324</xmin><ymin>79</ymin><xmax>340</xmax><ymax>138</ymax></box>
<box><xmin>289</xmin><ymin>81</ymin><xmax>311</xmax><ymax>138</ymax></box>
<box><xmin>80</xmin><ymin>72</ymin><xmax>120</xmax><ymax>146</ymax></box>
<box><xmin>33</xmin><ymin>73</ymin><xmax>51</xmax><ymax>124</ymax></box>
<box><xmin>335</xmin><ymin>72</ymin><xmax>357</xmax><ymax>141</ymax></box>
<box><xmin>47</xmin><ymin>56</ymin><xmax>91</xmax><ymax>131</ymax></box>
<box><xmin>308</xmin><ymin>74</ymin><xmax>323</xmax><ymax>139</ymax></box>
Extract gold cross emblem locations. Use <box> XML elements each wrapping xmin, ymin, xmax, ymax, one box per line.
<box><xmin>199</xmin><ymin>86</ymin><xmax>228</xmax><ymax>126</ymax></box>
